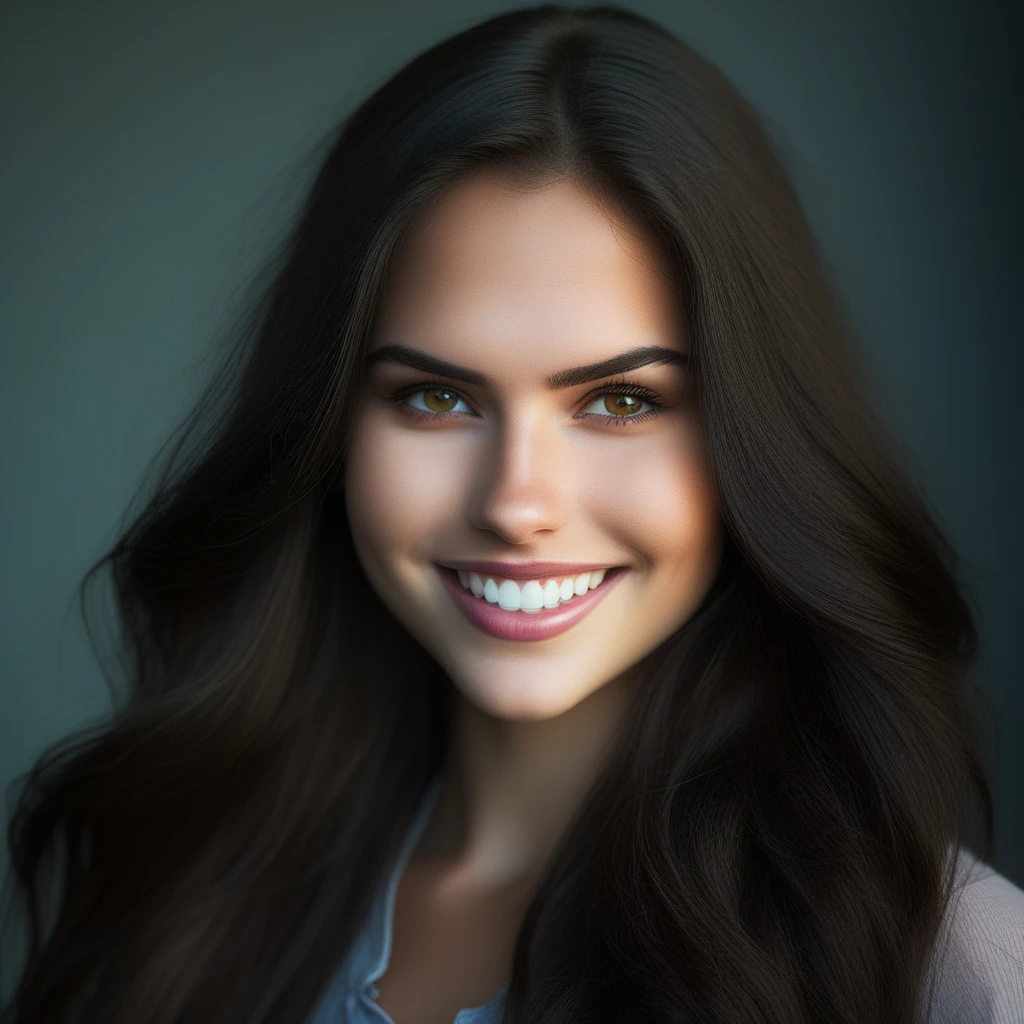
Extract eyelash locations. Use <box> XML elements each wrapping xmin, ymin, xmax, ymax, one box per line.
<box><xmin>389</xmin><ymin>379</ymin><xmax>668</xmax><ymax>428</ymax></box>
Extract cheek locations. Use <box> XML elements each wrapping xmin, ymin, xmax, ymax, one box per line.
<box><xmin>586</xmin><ymin>430</ymin><xmax>721</xmax><ymax>567</ymax></box>
<box><xmin>344</xmin><ymin>411</ymin><xmax>465</xmax><ymax>556</ymax></box>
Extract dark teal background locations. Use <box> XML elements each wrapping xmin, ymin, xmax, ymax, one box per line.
<box><xmin>2</xmin><ymin>0</ymin><xmax>1021</xmax><ymax>898</ymax></box>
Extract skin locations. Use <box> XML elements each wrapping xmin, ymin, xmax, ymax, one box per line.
<box><xmin>342</xmin><ymin>168</ymin><xmax>724</xmax><ymax>1016</ymax></box>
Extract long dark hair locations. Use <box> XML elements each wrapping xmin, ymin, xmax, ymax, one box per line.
<box><xmin>2</xmin><ymin>6</ymin><xmax>994</xmax><ymax>1022</ymax></box>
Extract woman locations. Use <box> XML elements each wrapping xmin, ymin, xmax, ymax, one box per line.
<box><xmin>3</xmin><ymin>5</ymin><xmax>1022</xmax><ymax>1023</ymax></box>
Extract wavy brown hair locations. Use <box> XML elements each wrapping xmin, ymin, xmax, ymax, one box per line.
<box><xmin>2</xmin><ymin>6</ymin><xmax>994</xmax><ymax>1022</ymax></box>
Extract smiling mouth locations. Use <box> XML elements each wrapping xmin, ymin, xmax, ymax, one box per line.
<box><xmin>441</xmin><ymin>564</ymin><xmax>619</xmax><ymax>611</ymax></box>
<box><xmin>432</xmin><ymin>562</ymin><xmax>630</xmax><ymax>643</ymax></box>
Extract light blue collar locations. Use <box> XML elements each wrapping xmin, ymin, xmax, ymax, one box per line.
<box><xmin>313</xmin><ymin>770</ymin><xmax>508</xmax><ymax>1023</ymax></box>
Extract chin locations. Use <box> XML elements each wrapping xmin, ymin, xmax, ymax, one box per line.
<box><xmin>451</xmin><ymin>671</ymin><xmax>597</xmax><ymax>722</ymax></box>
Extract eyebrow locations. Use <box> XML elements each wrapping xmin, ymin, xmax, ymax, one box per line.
<box><xmin>365</xmin><ymin>343</ymin><xmax>689</xmax><ymax>390</ymax></box>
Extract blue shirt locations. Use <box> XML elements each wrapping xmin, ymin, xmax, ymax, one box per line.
<box><xmin>307</xmin><ymin>773</ymin><xmax>507</xmax><ymax>1024</ymax></box>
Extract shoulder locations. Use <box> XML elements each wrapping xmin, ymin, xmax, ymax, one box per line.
<box><xmin>923</xmin><ymin>847</ymin><xmax>1024</xmax><ymax>1023</ymax></box>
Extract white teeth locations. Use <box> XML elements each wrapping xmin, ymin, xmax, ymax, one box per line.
<box><xmin>454</xmin><ymin>567</ymin><xmax>617</xmax><ymax>611</ymax></box>
<box><xmin>497</xmin><ymin>580</ymin><xmax>522</xmax><ymax>611</ymax></box>
<box><xmin>518</xmin><ymin>580</ymin><xmax>546</xmax><ymax>612</ymax></box>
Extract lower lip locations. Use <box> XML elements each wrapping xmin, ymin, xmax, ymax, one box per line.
<box><xmin>433</xmin><ymin>564</ymin><xmax>629</xmax><ymax>642</ymax></box>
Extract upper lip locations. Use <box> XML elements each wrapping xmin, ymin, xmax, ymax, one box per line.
<box><xmin>436</xmin><ymin>560</ymin><xmax>624</xmax><ymax>580</ymax></box>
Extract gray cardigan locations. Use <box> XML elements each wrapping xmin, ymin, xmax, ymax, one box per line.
<box><xmin>921</xmin><ymin>848</ymin><xmax>1024</xmax><ymax>1022</ymax></box>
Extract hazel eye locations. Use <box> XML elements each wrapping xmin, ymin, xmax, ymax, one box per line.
<box><xmin>405</xmin><ymin>387</ymin><xmax>473</xmax><ymax>416</ymax></box>
<box><xmin>580</xmin><ymin>392</ymin><xmax>652</xmax><ymax>419</ymax></box>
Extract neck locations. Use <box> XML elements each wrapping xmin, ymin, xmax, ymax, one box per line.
<box><xmin>414</xmin><ymin>669</ymin><xmax>635</xmax><ymax>888</ymax></box>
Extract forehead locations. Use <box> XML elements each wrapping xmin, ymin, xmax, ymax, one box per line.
<box><xmin>369</xmin><ymin>171</ymin><xmax>687</xmax><ymax>379</ymax></box>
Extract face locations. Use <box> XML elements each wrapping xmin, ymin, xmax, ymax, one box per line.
<box><xmin>344</xmin><ymin>169</ymin><xmax>724</xmax><ymax>722</ymax></box>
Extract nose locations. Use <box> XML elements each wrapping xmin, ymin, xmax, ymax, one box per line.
<box><xmin>468</xmin><ymin>410</ymin><xmax>571</xmax><ymax>543</ymax></box>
